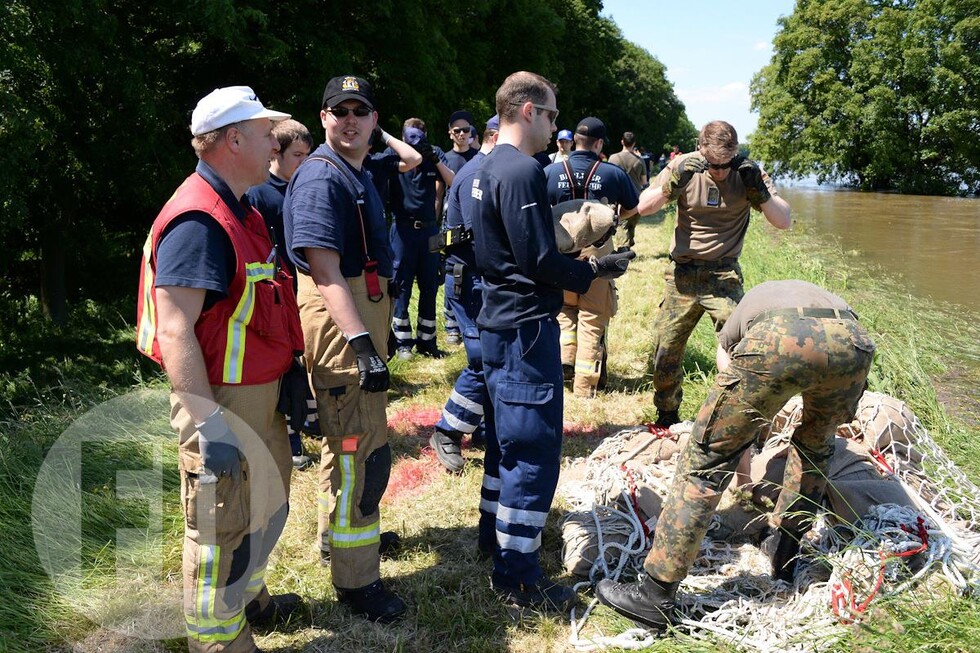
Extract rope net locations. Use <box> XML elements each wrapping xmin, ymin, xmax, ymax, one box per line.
<box><xmin>558</xmin><ymin>391</ymin><xmax>980</xmax><ymax>651</ymax></box>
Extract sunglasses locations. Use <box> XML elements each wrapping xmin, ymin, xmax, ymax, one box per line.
<box><xmin>707</xmin><ymin>157</ymin><xmax>735</xmax><ymax>170</ymax></box>
<box><xmin>325</xmin><ymin>105</ymin><xmax>373</xmax><ymax>118</ymax></box>
<box><xmin>450</xmin><ymin>126</ymin><xmax>470</xmax><ymax>135</ymax></box>
<box><xmin>509</xmin><ymin>102</ymin><xmax>560</xmax><ymax>124</ymax></box>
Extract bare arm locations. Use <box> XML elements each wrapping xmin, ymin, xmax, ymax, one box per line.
<box><xmin>306</xmin><ymin>247</ymin><xmax>367</xmax><ymax>337</ymax></box>
<box><xmin>155</xmin><ymin>286</ymin><xmax>216</xmax><ymax>424</ymax></box>
<box><xmin>435</xmin><ymin>179</ymin><xmax>446</xmax><ymax>219</ymax></box>
<box><xmin>759</xmin><ymin>194</ymin><xmax>792</xmax><ymax>230</ymax></box>
<box><xmin>435</xmin><ymin>160</ymin><xmax>455</xmax><ymax>186</ymax></box>
<box><xmin>637</xmin><ymin>184</ymin><xmax>670</xmax><ymax>217</ymax></box>
<box><xmin>619</xmin><ymin>205</ymin><xmax>637</xmax><ymax>219</ymax></box>
<box><xmin>716</xmin><ymin>343</ymin><xmax>731</xmax><ymax>372</ymax></box>
<box><xmin>381</xmin><ymin>132</ymin><xmax>423</xmax><ymax>173</ymax></box>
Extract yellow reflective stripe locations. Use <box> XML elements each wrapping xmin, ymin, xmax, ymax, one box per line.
<box><xmin>331</xmin><ymin>522</ymin><xmax>381</xmax><ymax>548</ymax></box>
<box><xmin>333</xmin><ymin>455</ymin><xmax>355</xmax><ymax>530</ymax></box>
<box><xmin>136</xmin><ymin>233</ymin><xmax>157</xmax><ymax>354</ymax></box>
<box><xmin>560</xmin><ymin>329</ymin><xmax>577</xmax><ymax>346</ymax></box>
<box><xmin>185</xmin><ymin>611</ymin><xmax>246</xmax><ymax>642</ymax></box>
<box><xmin>575</xmin><ymin>359</ymin><xmax>599</xmax><ymax>375</ymax></box>
<box><xmin>222</xmin><ymin>263</ymin><xmax>276</xmax><ymax>383</ymax></box>
<box><xmin>246</xmin><ymin>566</ymin><xmax>265</xmax><ymax>594</ymax></box>
<box><xmin>317</xmin><ymin>491</ymin><xmax>331</xmax><ymax>509</ymax></box>
<box><xmin>187</xmin><ymin>545</ymin><xmax>246</xmax><ymax>643</ymax></box>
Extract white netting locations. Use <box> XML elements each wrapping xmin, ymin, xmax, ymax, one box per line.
<box><xmin>559</xmin><ymin>392</ymin><xmax>980</xmax><ymax>652</ymax></box>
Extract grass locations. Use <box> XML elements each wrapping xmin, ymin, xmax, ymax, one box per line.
<box><xmin>1</xmin><ymin>210</ymin><xmax>978</xmax><ymax>652</ymax></box>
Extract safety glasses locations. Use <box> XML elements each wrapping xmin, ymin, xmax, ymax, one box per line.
<box><xmin>325</xmin><ymin>105</ymin><xmax>373</xmax><ymax>118</ymax></box>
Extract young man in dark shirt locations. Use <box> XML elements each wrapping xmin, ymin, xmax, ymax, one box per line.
<box><xmin>471</xmin><ymin>71</ymin><xmax>635</xmax><ymax>613</ymax></box>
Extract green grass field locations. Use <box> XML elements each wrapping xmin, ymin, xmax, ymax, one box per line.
<box><xmin>2</xmin><ymin>211</ymin><xmax>978</xmax><ymax>652</ymax></box>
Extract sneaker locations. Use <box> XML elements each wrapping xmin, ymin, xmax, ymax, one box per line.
<box><xmin>446</xmin><ymin>332</ymin><xmax>463</xmax><ymax>346</ymax></box>
<box><xmin>292</xmin><ymin>454</ymin><xmax>312</xmax><ymax>470</ymax></box>
<box><xmin>492</xmin><ymin>576</ymin><xmax>577</xmax><ymax>614</ymax></box>
<box><xmin>245</xmin><ymin>592</ymin><xmax>302</xmax><ymax>631</ymax></box>
<box><xmin>320</xmin><ymin>531</ymin><xmax>402</xmax><ymax>566</ymax></box>
<box><xmin>654</xmin><ymin>410</ymin><xmax>680</xmax><ymax>428</ymax></box>
<box><xmin>335</xmin><ymin>579</ymin><xmax>407</xmax><ymax>623</ymax></box>
<box><xmin>430</xmin><ymin>429</ymin><xmax>464</xmax><ymax>473</ymax></box>
<box><xmin>396</xmin><ymin>347</ymin><xmax>413</xmax><ymax>361</ymax></box>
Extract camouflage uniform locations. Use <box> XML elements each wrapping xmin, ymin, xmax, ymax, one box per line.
<box><xmin>651</xmin><ymin>259</ymin><xmax>744</xmax><ymax>415</ymax></box>
<box><xmin>644</xmin><ymin>308</ymin><xmax>875</xmax><ymax>582</ymax></box>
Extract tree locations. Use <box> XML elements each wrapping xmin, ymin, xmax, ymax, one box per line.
<box><xmin>750</xmin><ymin>0</ymin><xmax>980</xmax><ymax>196</ymax></box>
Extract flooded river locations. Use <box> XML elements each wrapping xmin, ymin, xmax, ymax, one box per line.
<box><xmin>780</xmin><ymin>186</ymin><xmax>980</xmax><ymax>315</ymax></box>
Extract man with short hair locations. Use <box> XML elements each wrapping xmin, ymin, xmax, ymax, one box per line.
<box><xmin>136</xmin><ymin>86</ymin><xmax>304</xmax><ymax>652</ymax></box>
<box><xmin>283</xmin><ymin>75</ymin><xmax>406</xmax><ymax>624</ymax></box>
<box><xmin>548</xmin><ymin>129</ymin><xmax>573</xmax><ymax>163</ymax></box>
<box><xmin>608</xmin><ymin>131</ymin><xmax>648</xmax><ymax>250</ymax></box>
<box><xmin>472</xmin><ymin>71</ymin><xmax>636</xmax><ymax>612</ymax></box>
<box><xmin>389</xmin><ymin>118</ymin><xmax>455</xmax><ymax>359</ymax></box>
<box><xmin>543</xmin><ymin>117</ymin><xmax>639</xmax><ymax>397</ymax></box>
<box><xmin>430</xmin><ymin>115</ymin><xmax>500</xmax><ymax>473</ymax></box>
<box><xmin>641</xmin><ymin>120</ymin><xmax>792</xmax><ymax>428</ymax></box>
<box><xmin>596</xmin><ymin>280</ymin><xmax>874</xmax><ymax>632</ymax></box>
<box><xmin>444</xmin><ymin>109</ymin><xmax>479</xmax><ymax>173</ymax></box>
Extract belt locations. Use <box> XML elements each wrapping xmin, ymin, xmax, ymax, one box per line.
<box><xmin>671</xmin><ymin>256</ymin><xmax>738</xmax><ymax>268</ymax></box>
<box><xmin>396</xmin><ymin>217</ymin><xmax>437</xmax><ymax>229</ymax></box>
<box><xmin>751</xmin><ymin>307</ymin><xmax>858</xmax><ymax>326</ymax></box>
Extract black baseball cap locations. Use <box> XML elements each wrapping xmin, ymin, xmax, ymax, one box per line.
<box><xmin>448</xmin><ymin>110</ymin><xmax>475</xmax><ymax>126</ymax></box>
<box><xmin>322</xmin><ymin>75</ymin><xmax>375</xmax><ymax>110</ymax></box>
<box><xmin>575</xmin><ymin>116</ymin><xmax>606</xmax><ymax>140</ymax></box>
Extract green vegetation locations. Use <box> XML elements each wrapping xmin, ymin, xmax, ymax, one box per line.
<box><xmin>750</xmin><ymin>0</ymin><xmax>980</xmax><ymax>196</ymax></box>
<box><xmin>2</xmin><ymin>215</ymin><xmax>978</xmax><ymax>652</ymax></box>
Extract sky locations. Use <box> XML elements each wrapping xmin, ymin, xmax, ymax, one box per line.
<box><xmin>601</xmin><ymin>0</ymin><xmax>797</xmax><ymax>141</ymax></box>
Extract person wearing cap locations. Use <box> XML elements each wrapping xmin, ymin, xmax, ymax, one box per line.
<box><xmin>596</xmin><ymin>280</ymin><xmax>873</xmax><ymax>632</ymax></box>
<box><xmin>543</xmin><ymin>117</ymin><xmax>640</xmax><ymax>398</ymax></box>
<box><xmin>283</xmin><ymin>75</ymin><xmax>406</xmax><ymax>624</ymax></box>
<box><xmin>608</xmin><ymin>131</ymin><xmax>648</xmax><ymax>250</ymax></box>
<box><xmin>388</xmin><ymin>118</ymin><xmax>455</xmax><ymax>359</ymax></box>
<box><xmin>444</xmin><ymin>109</ymin><xmax>479</xmax><ymax>173</ymax></box>
<box><xmin>136</xmin><ymin>85</ymin><xmax>304</xmax><ymax>652</ymax></box>
<box><xmin>548</xmin><ymin>129</ymin><xmax>573</xmax><ymax>163</ymax></box>
<box><xmin>429</xmin><ymin>114</ymin><xmax>500</xmax><ymax>472</ymax></box>
<box><xmin>471</xmin><ymin>72</ymin><xmax>636</xmax><ymax>613</ymax></box>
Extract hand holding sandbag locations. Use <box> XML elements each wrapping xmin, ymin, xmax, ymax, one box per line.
<box><xmin>589</xmin><ymin>249</ymin><xmax>636</xmax><ymax>279</ymax></box>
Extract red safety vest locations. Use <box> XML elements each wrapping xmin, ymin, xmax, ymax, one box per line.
<box><xmin>136</xmin><ymin>173</ymin><xmax>303</xmax><ymax>385</ymax></box>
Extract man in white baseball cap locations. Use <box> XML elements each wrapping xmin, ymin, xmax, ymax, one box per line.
<box><xmin>136</xmin><ymin>85</ymin><xmax>304</xmax><ymax>652</ymax></box>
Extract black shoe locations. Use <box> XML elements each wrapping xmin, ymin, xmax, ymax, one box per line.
<box><xmin>772</xmin><ymin>532</ymin><xmax>802</xmax><ymax>583</ymax></box>
<box><xmin>416</xmin><ymin>343</ymin><xmax>447</xmax><ymax>358</ymax></box>
<box><xmin>245</xmin><ymin>592</ymin><xmax>302</xmax><ymax>631</ymax></box>
<box><xmin>562</xmin><ymin>364</ymin><xmax>574</xmax><ymax>384</ymax></box>
<box><xmin>470</xmin><ymin>429</ymin><xmax>486</xmax><ymax>450</ymax></box>
<box><xmin>320</xmin><ymin>531</ymin><xmax>402</xmax><ymax>566</ymax></box>
<box><xmin>654</xmin><ymin>410</ymin><xmax>680</xmax><ymax>428</ymax></box>
<box><xmin>335</xmin><ymin>579</ymin><xmax>407</xmax><ymax>623</ymax></box>
<box><xmin>595</xmin><ymin>573</ymin><xmax>678</xmax><ymax>631</ymax></box>
<box><xmin>430</xmin><ymin>429</ymin><xmax>464</xmax><ymax>473</ymax></box>
<box><xmin>477</xmin><ymin>540</ymin><xmax>494</xmax><ymax>561</ymax></box>
<box><xmin>492</xmin><ymin>576</ymin><xmax>577</xmax><ymax>614</ymax></box>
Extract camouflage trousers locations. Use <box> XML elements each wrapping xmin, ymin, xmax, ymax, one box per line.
<box><xmin>644</xmin><ymin>312</ymin><xmax>875</xmax><ymax>582</ymax></box>
<box><xmin>652</xmin><ymin>260</ymin><xmax>744</xmax><ymax>414</ymax></box>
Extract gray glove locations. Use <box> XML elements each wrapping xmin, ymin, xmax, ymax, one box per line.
<box><xmin>736</xmin><ymin>157</ymin><xmax>772</xmax><ymax>208</ymax></box>
<box><xmin>196</xmin><ymin>410</ymin><xmax>241</xmax><ymax>481</ymax></box>
<box><xmin>662</xmin><ymin>154</ymin><xmax>708</xmax><ymax>200</ymax></box>
<box><xmin>589</xmin><ymin>249</ymin><xmax>636</xmax><ymax>279</ymax></box>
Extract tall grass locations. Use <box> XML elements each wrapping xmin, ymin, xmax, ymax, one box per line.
<box><xmin>1</xmin><ymin>212</ymin><xmax>978</xmax><ymax>652</ymax></box>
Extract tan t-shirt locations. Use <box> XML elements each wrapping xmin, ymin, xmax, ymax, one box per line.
<box><xmin>717</xmin><ymin>280</ymin><xmax>854</xmax><ymax>352</ymax></box>
<box><xmin>608</xmin><ymin>150</ymin><xmax>646</xmax><ymax>192</ymax></box>
<box><xmin>654</xmin><ymin>152</ymin><xmax>779</xmax><ymax>262</ymax></box>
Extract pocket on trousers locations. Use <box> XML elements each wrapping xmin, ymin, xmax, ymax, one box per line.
<box><xmin>498</xmin><ymin>380</ymin><xmax>554</xmax><ymax>407</ymax></box>
<box><xmin>691</xmin><ymin>372</ymin><xmax>740</xmax><ymax>445</ymax></box>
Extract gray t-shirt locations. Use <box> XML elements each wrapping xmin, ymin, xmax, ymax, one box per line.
<box><xmin>718</xmin><ymin>280</ymin><xmax>853</xmax><ymax>352</ymax></box>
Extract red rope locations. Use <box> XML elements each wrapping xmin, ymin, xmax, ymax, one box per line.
<box><xmin>621</xmin><ymin>465</ymin><xmax>652</xmax><ymax>539</ymax></box>
<box><xmin>643</xmin><ymin>423</ymin><xmax>674</xmax><ymax>439</ymax></box>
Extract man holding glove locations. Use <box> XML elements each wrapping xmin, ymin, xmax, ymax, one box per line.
<box><xmin>283</xmin><ymin>75</ymin><xmax>406</xmax><ymax>624</ymax></box>
<box><xmin>637</xmin><ymin>120</ymin><xmax>791</xmax><ymax>428</ymax></box>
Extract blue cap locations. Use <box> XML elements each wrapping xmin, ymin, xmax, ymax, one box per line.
<box><xmin>486</xmin><ymin>114</ymin><xmax>500</xmax><ymax>131</ymax></box>
<box><xmin>403</xmin><ymin>126</ymin><xmax>425</xmax><ymax>145</ymax></box>
<box><xmin>557</xmin><ymin>129</ymin><xmax>573</xmax><ymax>141</ymax></box>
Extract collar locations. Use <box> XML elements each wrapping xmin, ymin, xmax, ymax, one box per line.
<box><xmin>569</xmin><ymin>150</ymin><xmax>599</xmax><ymax>162</ymax></box>
<box><xmin>195</xmin><ymin>160</ymin><xmax>249</xmax><ymax>221</ymax></box>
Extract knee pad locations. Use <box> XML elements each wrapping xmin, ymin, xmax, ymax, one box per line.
<box><xmin>359</xmin><ymin>443</ymin><xmax>392</xmax><ymax>516</ymax></box>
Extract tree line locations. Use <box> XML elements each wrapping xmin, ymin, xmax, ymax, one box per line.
<box><xmin>0</xmin><ymin>0</ymin><xmax>696</xmax><ymax>325</ymax></box>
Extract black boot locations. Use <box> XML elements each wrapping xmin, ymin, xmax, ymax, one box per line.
<box><xmin>654</xmin><ymin>410</ymin><xmax>680</xmax><ymax>428</ymax></box>
<box><xmin>595</xmin><ymin>573</ymin><xmax>678</xmax><ymax>631</ymax></box>
<box><xmin>430</xmin><ymin>428</ymin><xmax>465</xmax><ymax>473</ymax></box>
<box><xmin>772</xmin><ymin>532</ymin><xmax>801</xmax><ymax>583</ymax></box>
<box><xmin>335</xmin><ymin>579</ymin><xmax>407</xmax><ymax>623</ymax></box>
<box><xmin>245</xmin><ymin>592</ymin><xmax>302</xmax><ymax>631</ymax></box>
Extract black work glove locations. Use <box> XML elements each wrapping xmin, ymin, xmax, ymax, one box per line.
<box><xmin>736</xmin><ymin>157</ymin><xmax>772</xmax><ymax>209</ymax></box>
<box><xmin>196</xmin><ymin>410</ymin><xmax>242</xmax><ymax>481</ymax></box>
<box><xmin>662</xmin><ymin>154</ymin><xmax>708</xmax><ymax>200</ymax></box>
<box><xmin>277</xmin><ymin>357</ymin><xmax>312</xmax><ymax>433</ymax></box>
<box><xmin>589</xmin><ymin>249</ymin><xmax>637</xmax><ymax>279</ymax></box>
<box><xmin>348</xmin><ymin>333</ymin><xmax>390</xmax><ymax>392</ymax></box>
<box><xmin>413</xmin><ymin>138</ymin><xmax>441</xmax><ymax>165</ymax></box>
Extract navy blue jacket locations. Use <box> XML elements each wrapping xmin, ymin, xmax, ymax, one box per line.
<box><xmin>543</xmin><ymin>150</ymin><xmax>640</xmax><ymax>209</ymax></box>
<box><xmin>444</xmin><ymin>151</ymin><xmax>486</xmax><ymax>269</ymax></box>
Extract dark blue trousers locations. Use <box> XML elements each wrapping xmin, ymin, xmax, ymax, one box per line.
<box><xmin>436</xmin><ymin>270</ymin><xmax>486</xmax><ymax>437</ymax></box>
<box><xmin>390</xmin><ymin>221</ymin><xmax>440</xmax><ymax>350</ymax></box>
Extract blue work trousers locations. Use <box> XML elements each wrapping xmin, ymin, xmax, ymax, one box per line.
<box><xmin>479</xmin><ymin>317</ymin><xmax>563</xmax><ymax>586</ymax></box>
<box><xmin>390</xmin><ymin>221</ymin><xmax>440</xmax><ymax>349</ymax></box>
<box><xmin>436</xmin><ymin>270</ymin><xmax>485</xmax><ymax>437</ymax></box>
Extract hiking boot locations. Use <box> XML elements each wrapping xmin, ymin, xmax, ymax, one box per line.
<box><xmin>245</xmin><ymin>592</ymin><xmax>302</xmax><ymax>631</ymax></box>
<box><xmin>430</xmin><ymin>429</ymin><xmax>465</xmax><ymax>473</ymax></box>
<box><xmin>335</xmin><ymin>579</ymin><xmax>407</xmax><ymax>623</ymax></box>
<box><xmin>595</xmin><ymin>572</ymin><xmax>678</xmax><ymax>631</ymax></box>
<box><xmin>771</xmin><ymin>532</ymin><xmax>802</xmax><ymax>583</ymax></box>
<box><xmin>396</xmin><ymin>347</ymin><xmax>413</xmax><ymax>361</ymax></box>
<box><xmin>492</xmin><ymin>576</ymin><xmax>577</xmax><ymax>614</ymax></box>
<box><xmin>446</xmin><ymin>331</ymin><xmax>463</xmax><ymax>346</ymax></box>
<box><xmin>320</xmin><ymin>531</ymin><xmax>402</xmax><ymax>566</ymax></box>
<box><xmin>654</xmin><ymin>410</ymin><xmax>680</xmax><ymax>429</ymax></box>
